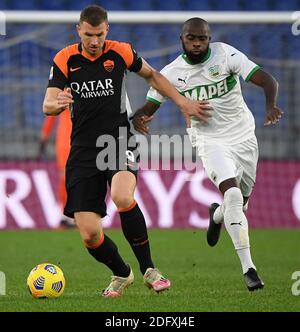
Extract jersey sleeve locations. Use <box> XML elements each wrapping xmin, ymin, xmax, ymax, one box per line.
<box><xmin>146</xmin><ymin>87</ymin><xmax>166</xmax><ymax>106</ymax></box>
<box><xmin>128</xmin><ymin>46</ymin><xmax>143</xmax><ymax>72</ymax></box>
<box><xmin>114</xmin><ymin>42</ymin><xmax>143</xmax><ymax>72</ymax></box>
<box><xmin>225</xmin><ymin>44</ymin><xmax>260</xmax><ymax>82</ymax></box>
<box><xmin>47</xmin><ymin>48</ymin><xmax>69</xmax><ymax>90</ymax></box>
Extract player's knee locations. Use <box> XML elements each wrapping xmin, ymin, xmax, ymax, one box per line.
<box><xmin>224</xmin><ymin>187</ymin><xmax>243</xmax><ymax>208</ymax></box>
<box><xmin>76</xmin><ymin>221</ymin><xmax>101</xmax><ymax>247</ymax></box>
<box><xmin>112</xmin><ymin>194</ymin><xmax>134</xmax><ymax>210</ymax></box>
<box><xmin>81</xmin><ymin>227</ymin><xmax>98</xmax><ymax>242</ymax></box>
<box><xmin>82</xmin><ymin>230</ymin><xmax>102</xmax><ymax>248</ymax></box>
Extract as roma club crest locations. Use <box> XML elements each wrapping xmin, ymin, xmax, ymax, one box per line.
<box><xmin>103</xmin><ymin>60</ymin><xmax>115</xmax><ymax>72</ymax></box>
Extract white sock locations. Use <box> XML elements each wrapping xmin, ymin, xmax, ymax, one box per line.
<box><xmin>236</xmin><ymin>248</ymin><xmax>256</xmax><ymax>274</ymax></box>
<box><xmin>213</xmin><ymin>198</ymin><xmax>248</xmax><ymax>225</ymax></box>
<box><xmin>213</xmin><ymin>205</ymin><xmax>224</xmax><ymax>224</ymax></box>
<box><xmin>223</xmin><ymin>187</ymin><xmax>255</xmax><ymax>273</ymax></box>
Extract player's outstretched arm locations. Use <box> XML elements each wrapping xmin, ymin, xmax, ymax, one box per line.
<box><xmin>43</xmin><ymin>87</ymin><xmax>73</xmax><ymax>116</ymax></box>
<box><xmin>137</xmin><ymin>59</ymin><xmax>213</xmax><ymax>128</ymax></box>
<box><xmin>249</xmin><ymin>69</ymin><xmax>284</xmax><ymax>126</ymax></box>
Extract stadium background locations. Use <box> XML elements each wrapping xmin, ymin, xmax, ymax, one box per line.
<box><xmin>0</xmin><ymin>0</ymin><xmax>299</xmax><ymax>229</ymax></box>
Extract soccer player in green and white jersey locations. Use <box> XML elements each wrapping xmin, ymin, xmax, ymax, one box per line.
<box><xmin>133</xmin><ymin>18</ymin><xmax>283</xmax><ymax>291</ymax></box>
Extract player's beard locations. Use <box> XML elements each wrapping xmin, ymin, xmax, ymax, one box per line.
<box><xmin>182</xmin><ymin>42</ymin><xmax>209</xmax><ymax>64</ymax></box>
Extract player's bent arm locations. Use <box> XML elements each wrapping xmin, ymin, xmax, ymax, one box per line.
<box><xmin>249</xmin><ymin>69</ymin><xmax>283</xmax><ymax>125</ymax></box>
<box><xmin>249</xmin><ymin>69</ymin><xmax>279</xmax><ymax>108</ymax></box>
<box><xmin>43</xmin><ymin>87</ymin><xmax>73</xmax><ymax>116</ymax></box>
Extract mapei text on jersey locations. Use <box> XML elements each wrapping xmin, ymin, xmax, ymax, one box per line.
<box><xmin>182</xmin><ymin>75</ymin><xmax>236</xmax><ymax>101</ymax></box>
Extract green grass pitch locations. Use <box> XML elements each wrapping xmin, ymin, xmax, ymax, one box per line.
<box><xmin>0</xmin><ymin>229</ymin><xmax>299</xmax><ymax>312</ymax></box>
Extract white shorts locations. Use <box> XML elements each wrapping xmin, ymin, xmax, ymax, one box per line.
<box><xmin>187</xmin><ymin>129</ymin><xmax>258</xmax><ymax>197</ymax></box>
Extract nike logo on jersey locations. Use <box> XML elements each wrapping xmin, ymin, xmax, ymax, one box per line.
<box><xmin>231</xmin><ymin>53</ymin><xmax>236</xmax><ymax>56</ymax></box>
<box><xmin>230</xmin><ymin>222</ymin><xmax>242</xmax><ymax>226</ymax></box>
<box><xmin>70</xmin><ymin>67</ymin><xmax>81</xmax><ymax>72</ymax></box>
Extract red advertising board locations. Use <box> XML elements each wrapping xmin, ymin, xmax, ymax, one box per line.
<box><xmin>0</xmin><ymin>161</ymin><xmax>299</xmax><ymax>229</ymax></box>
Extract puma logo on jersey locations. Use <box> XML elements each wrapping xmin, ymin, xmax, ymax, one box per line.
<box><xmin>70</xmin><ymin>67</ymin><xmax>82</xmax><ymax>72</ymax></box>
<box><xmin>178</xmin><ymin>78</ymin><xmax>187</xmax><ymax>84</ymax></box>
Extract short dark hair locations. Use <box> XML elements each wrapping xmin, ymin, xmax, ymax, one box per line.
<box><xmin>182</xmin><ymin>17</ymin><xmax>210</xmax><ymax>34</ymax></box>
<box><xmin>80</xmin><ymin>5</ymin><xmax>108</xmax><ymax>26</ymax></box>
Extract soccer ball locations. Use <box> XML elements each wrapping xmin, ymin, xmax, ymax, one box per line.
<box><xmin>27</xmin><ymin>263</ymin><xmax>65</xmax><ymax>299</ymax></box>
